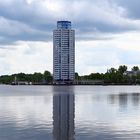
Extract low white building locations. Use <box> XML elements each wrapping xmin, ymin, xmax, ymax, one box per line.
<box><xmin>124</xmin><ymin>71</ymin><xmax>140</xmax><ymax>77</ymax></box>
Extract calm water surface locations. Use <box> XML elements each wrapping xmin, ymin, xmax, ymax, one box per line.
<box><xmin>0</xmin><ymin>85</ymin><xmax>140</xmax><ymax>140</ymax></box>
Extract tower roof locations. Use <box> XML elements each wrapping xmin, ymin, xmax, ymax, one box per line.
<box><xmin>57</xmin><ymin>21</ymin><xmax>71</xmax><ymax>29</ymax></box>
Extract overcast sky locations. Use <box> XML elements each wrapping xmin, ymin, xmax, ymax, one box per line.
<box><xmin>0</xmin><ymin>0</ymin><xmax>140</xmax><ymax>75</ymax></box>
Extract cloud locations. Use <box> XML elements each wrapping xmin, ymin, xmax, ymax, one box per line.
<box><xmin>115</xmin><ymin>0</ymin><xmax>140</xmax><ymax>19</ymax></box>
<box><xmin>0</xmin><ymin>0</ymin><xmax>140</xmax><ymax>75</ymax></box>
<box><xmin>75</xmin><ymin>32</ymin><xmax>140</xmax><ymax>75</ymax></box>
<box><xmin>0</xmin><ymin>41</ymin><xmax>53</xmax><ymax>75</ymax></box>
<box><xmin>0</xmin><ymin>0</ymin><xmax>139</xmax><ymax>44</ymax></box>
<box><xmin>1</xmin><ymin>32</ymin><xmax>140</xmax><ymax>75</ymax></box>
<box><xmin>0</xmin><ymin>16</ymin><xmax>51</xmax><ymax>44</ymax></box>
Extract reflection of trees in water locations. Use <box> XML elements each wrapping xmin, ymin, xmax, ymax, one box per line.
<box><xmin>108</xmin><ymin>94</ymin><xmax>118</xmax><ymax>105</ymax></box>
<box><xmin>53</xmin><ymin>87</ymin><xmax>75</xmax><ymax>140</ymax></box>
<box><xmin>108</xmin><ymin>93</ymin><xmax>140</xmax><ymax>109</ymax></box>
<box><xmin>131</xmin><ymin>93</ymin><xmax>140</xmax><ymax>106</ymax></box>
<box><xmin>119</xmin><ymin>93</ymin><xmax>128</xmax><ymax>108</ymax></box>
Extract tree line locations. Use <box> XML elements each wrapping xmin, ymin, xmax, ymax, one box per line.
<box><xmin>75</xmin><ymin>65</ymin><xmax>140</xmax><ymax>85</ymax></box>
<box><xmin>0</xmin><ymin>71</ymin><xmax>53</xmax><ymax>84</ymax></box>
<box><xmin>0</xmin><ymin>65</ymin><xmax>140</xmax><ymax>85</ymax></box>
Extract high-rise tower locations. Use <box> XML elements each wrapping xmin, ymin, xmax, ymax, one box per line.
<box><xmin>53</xmin><ymin>21</ymin><xmax>75</xmax><ymax>84</ymax></box>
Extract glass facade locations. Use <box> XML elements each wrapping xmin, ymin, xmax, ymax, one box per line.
<box><xmin>57</xmin><ymin>21</ymin><xmax>71</xmax><ymax>29</ymax></box>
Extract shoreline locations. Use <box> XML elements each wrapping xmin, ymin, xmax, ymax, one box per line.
<box><xmin>1</xmin><ymin>84</ymin><xmax>139</xmax><ymax>86</ymax></box>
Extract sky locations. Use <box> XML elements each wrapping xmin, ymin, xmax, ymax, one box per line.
<box><xmin>0</xmin><ymin>0</ymin><xmax>140</xmax><ymax>75</ymax></box>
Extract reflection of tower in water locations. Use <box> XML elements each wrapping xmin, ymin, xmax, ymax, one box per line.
<box><xmin>53</xmin><ymin>89</ymin><xmax>75</xmax><ymax>140</ymax></box>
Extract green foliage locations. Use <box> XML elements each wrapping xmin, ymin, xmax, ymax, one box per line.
<box><xmin>44</xmin><ymin>71</ymin><xmax>53</xmax><ymax>83</ymax></box>
<box><xmin>79</xmin><ymin>65</ymin><xmax>140</xmax><ymax>85</ymax></box>
<box><xmin>75</xmin><ymin>72</ymin><xmax>79</xmax><ymax>80</ymax></box>
<box><xmin>0</xmin><ymin>75</ymin><xmax>14</xmax><ymax>84</ymax></box>
<box><xmin>88</xmin><ymin>73</ymin><xmax>103</xmax><ymax>80</ymax></box>
<box><xmin>118</xmin><ymin>65</ymin><xmax>127</xmax><ymax>74</ymax></box>
<box><xmin>32</xmin><ymin>72</ymin><xmax>43</xmax><ymax>83</ymax></box>
<box><xmin>0</xmin><ymin>70</ymin><xmax>53</xmax><ymax>84</ymax></box>
<box><xmin>107</xmin><ymin>68</ymin><xmax>117</xmax><ymax>74</ymax></box>
<box><xmin>132</xmin><ymin>66</ymin><xmax>139</xmax><ymax>71</ymax></box>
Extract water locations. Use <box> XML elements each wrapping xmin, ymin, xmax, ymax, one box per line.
<box><xmin>0</xmin><ymin>85</ymin><xmax>140</xmax><ymax>140</ymax></box>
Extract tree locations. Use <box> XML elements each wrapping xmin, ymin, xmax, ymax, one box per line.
<box><xmin>75</xmin><ymin>72</ymin><xmax>80</xmax><ymax>80</ymax></box>
<box><xmin>118</xmin><ymin>65</ymin><xmax>127</xmax><ymax>74</ymax></box>
<box><xmin>16</xmin><ymin>73</ymin><xmax>26</xmax><ymax>81</ymax></box>
<box><xmin>88</xmin><ymin>73</ymin><xmax>103</xmax><ymax>80</ymax></box>
<box><xmin>132</xmin><ymin>66</ymin><xmax>139</xmax><ymax>71</ymax></box>
<box><xmin>107</xmin><ymin>68</ymin><xmax>117</xmax><ymax>74</ymax></box>
<box><xmin>0</xmin><ymin>75</ymin><xmax>13</xmax><ymax>84</ymax></box>
<box><xmin>43</xmin><ymin>70</ymin><xmax>53</xmax><ymax>83</ymax></box>
<box><xmin>32</xmin><ymin>72</ymin><xmax>43</xmax><ymax>83</ymax></box>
